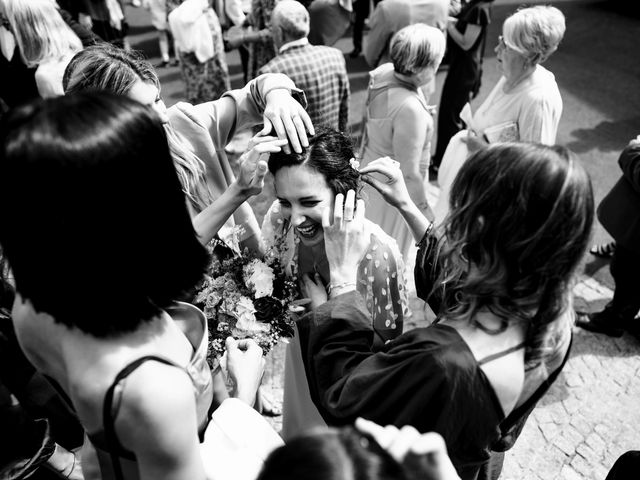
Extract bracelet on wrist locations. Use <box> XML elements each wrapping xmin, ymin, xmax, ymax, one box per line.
<box><xmin>327</xmin><ymin>281</ymin><xmax>357</xmax><ymax>296</ymax></box>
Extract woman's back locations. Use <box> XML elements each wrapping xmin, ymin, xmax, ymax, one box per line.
<box><xmin>11</xmin><ymin>298</ymin><xmax>214</xmax><ymax>480</ymax></box>
<box><xmin>361</xmin><ymin>63</ymin><xmax>430</xmax><ymax>161</ymax></box>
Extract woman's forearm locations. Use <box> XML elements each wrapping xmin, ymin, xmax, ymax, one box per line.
<box><xmin>397</xmin><ymin>198</ymin><xmax>432</xmax><ymax>243</ymax></box>
<box><xmin>192</xmin><ymin>183</ymin><xmax>248</xmax><ymax>245</ymax></box>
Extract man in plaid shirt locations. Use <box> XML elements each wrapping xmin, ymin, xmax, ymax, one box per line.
<box><xmin>259</xmin><ymin>0</ymin><xmax>350</xmax><ymax>132</ymax></box>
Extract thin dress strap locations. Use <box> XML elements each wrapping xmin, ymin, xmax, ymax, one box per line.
<box><xmin>477</xmin><ymin>342</ymin><xmax>526</xmax><ymax>366</ymax></box>
<box><xmin>103</xmin><ymin>355</ymin><xmax>182</xmax><ymax>480</ymax></box>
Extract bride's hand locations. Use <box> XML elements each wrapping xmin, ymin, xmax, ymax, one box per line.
<box><xmin>300</xmin><ymin>273</ymin><xmax>328</xmax><ymax>310</ymax></box>
<box><xmin>359</xmin><ymin>157</ymin><xmax>411</xmax><ymax>210</ymax></box>
<box><xmin>235</xmin><ymin>135</ymin><xmax>288</xmax><ymax>198</ymax></box>
<box><xmin>322</xmin><ymin>190</ymin><xmax>368</xmax><ymax>294</ymax></box>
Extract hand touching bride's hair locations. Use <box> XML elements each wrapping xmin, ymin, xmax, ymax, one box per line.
<box><xmin>267</xmin><ymin>126</ymin><xmax>361</xmax><ymax>197</ymax></box>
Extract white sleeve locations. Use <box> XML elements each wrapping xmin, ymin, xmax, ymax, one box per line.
<box><xmin>200</xmin><ymin>398</ymin><xmax>284</xmax><ymax>480</ymax></box>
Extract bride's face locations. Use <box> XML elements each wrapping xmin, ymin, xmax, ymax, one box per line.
<box><xmin>274</xmin><ymin>164</ymin><xmax>334</xmax><ymax>247</ymax></box>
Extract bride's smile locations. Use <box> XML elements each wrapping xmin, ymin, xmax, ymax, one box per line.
<box><xmin>274</xmin><ymin>164</ymin><xmax>334</xmax><ymax>247</ymax></box>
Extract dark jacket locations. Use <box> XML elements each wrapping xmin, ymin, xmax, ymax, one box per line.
<box><xmin>598</xmin><ymin>142</ymin><xmax>640</xmax><ymax>254</ymax></box>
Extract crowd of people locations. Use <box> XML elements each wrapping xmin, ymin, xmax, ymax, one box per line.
<box><xmin>0</xmin><ymin>1</ymin><xmax>638</xmax><ymax>480</ymax></box>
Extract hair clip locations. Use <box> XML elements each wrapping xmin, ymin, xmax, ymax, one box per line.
<box><xmin>349</xmin><ymin>157</ymin><xmax>360</xmax><ymax>172</ymax></box>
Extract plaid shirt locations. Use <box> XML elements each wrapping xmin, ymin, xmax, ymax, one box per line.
<box><xmin>260</xmin><ymin>43</ymin><xmax>350</xmax><ymax>131</ymax></box>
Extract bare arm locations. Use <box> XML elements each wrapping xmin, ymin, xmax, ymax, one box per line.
<box><xmin>391</xmin><ymin>102</ymin><xmax>430</xmax><ymax>215</ymax></box>
<box><xmin>192</xmin><ymin>136</ymin><xmax>287</xmax><ymax>246</ymax></box>
<box><xmin>193</xmin><ymin>74</ymin><xmax>312</xmax><ymax>154</ymax></box>
<box><xmin>360</xmin><ymin>158</ymin><xmax>433</xmax><ymax>242</ymax></box>
<box><xmin>117</xmin><ymin>365</ymin><xmax>206</xmax><ymax>480</ymax></box>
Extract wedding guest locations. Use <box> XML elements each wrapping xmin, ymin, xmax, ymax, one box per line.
<box><xmin>298</xmin><ymin>144</ymin><xmax>593</xmax><ymax>479</ymax></box>
<box><xmin>432</xmin><ymin>0</ymin><xmax>494</xmax><ymax>173</ymax></box>
<box><xmin>77</xmin><ymin>0</ymin><xmax>129</xmax><ymax>49</ymax></box>
<box><xmin>434</xmin><ymin>5</ymin><xmax>565</xmax><ymax>224</ymax></box>
<box><xmin>63</xmin><ymin>44</ymin><xmax>313</xmax><ymax>250</ymax></box>
<box><xmin>0</xmin><ymin>0</ymin><xmax>98</xmax><ymax>108</ymax></box>
<box><xmin>0</xmin><ymin>93</ymin><xmax>270</xmax><ymax>480</ymax></box>
<box><xmin>576</xmin><ymin>136</ymin><xmax>640</xmax><ymax>337</ymax></box>
<box><xmin>259</xmin><ymin>0</ymin><xmax>350</xmax><ymax>131</ymax></box>
<box><xmin>257</xmin><ymin>419</ymin><xmax>461</xmax><ymax>480</ymax></box>
<box><xmin>2</xmin><ymin>0</ymin><xmax>82</xmax><ymax>98</ymax></box>
<box><xmin>261</xmin><ymin>127</ymin><xmax>409</xmax><ymax>440</ymax></box>
<box><xmin>245</xmin><ymin>0</ymin><xmax>276</xmax><ymax>80</ymax></box>
<box><xmin>168</xmin><ymin>0</ymin><xmax>230</xmax><ymax>103</ymax></box>
<box><xmin>360</xmin><ymin>23</ymin><xmax>445</xmax><ymax>259</ymax></box>
<box><xmin>364</xmin><ymin>0</ymin><xmax>448</xmax><ymax>69</ymax></box>
<box><xmin>142</xmin><ymin>0</ymin><xmax>178</xmax><ymax>68</ymax></box>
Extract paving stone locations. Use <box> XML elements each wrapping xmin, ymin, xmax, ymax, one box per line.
<box><xmin>571</xmin><ymin>454</ymin><xmax>595</xmax><ymax>478</ymax></box>
<box><xmin>539</xmin><ymin>422</ymin><xmax>561</xmax><ymax>442</ymax></box>
<box><xmin>555</xmin><ymin>425</ymin><xmax>584</xmax><ymax>457</ymax></box>
<box><xmin>560</xmin><ymin>465</ymin><xmax>583</xmax><ymax>480</ymax></box>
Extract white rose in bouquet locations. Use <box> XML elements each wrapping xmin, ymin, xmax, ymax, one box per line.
<box><xmin>244</xmin><ymin>259</ymin><xmax>275</xmax><ymax>299</ymax></box>
<box><xmin>234</xmin><ymin>295</ymin><xmax>269</xmax><ymax>333</ymax></box>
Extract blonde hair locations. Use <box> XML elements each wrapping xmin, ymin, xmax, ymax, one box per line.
<box><xmin>503</xmin><ymin>5</ymin><xmax>566</xmax><ymax>63</ymax></box>
<box><xmin>4</xmin><ymin>0</ymin><xmax>82</xmax><ymax>67</ymax></box>
<box><xmin>64</xmin><ymin>45</ymin><xmax>213</xmax><ymax>212</ymax></box>
<box><xmin>389</xmin><ymin>23</ymin><xmax>446</xmax><ymax>76</ymax></box>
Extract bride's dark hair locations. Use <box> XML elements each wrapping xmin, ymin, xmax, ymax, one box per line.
<box><xmin>267</xmin><ymin>126</ymin><xmax>361</xmax><ymax>196</ymax></box>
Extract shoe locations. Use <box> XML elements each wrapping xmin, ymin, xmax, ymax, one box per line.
<box><xmin>170</xmin><ymin>59</ymin><xmax>179</xmax><ymax>67</ymax></box>
<box><xmin>155</xmin><ymin>60</ymin><xmax>170</xmax><ymax>69</ymax></box>
<box><xmin>589</xmin><ymin>241</ymin><xmax>616</xmax><ymax>258</ymax></box>
<box><xmin>575</xmin><ymin>311</ymin><xmax>625</xmax><ymax>337</ymax></box>
<box><xmin>349</xmin><ymin>48</ymin><xmax>361</xmax><ymax>59</ymax></box>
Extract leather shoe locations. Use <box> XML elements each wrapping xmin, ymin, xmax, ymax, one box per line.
<box><xmin>349</xmin><ymin>48</ymin><xmax>361</xmax><ymax>58</ymax></box>
<box><xmin>575</xmin><ymin>311</ymin><xmax>625</xmax><ymax>337</ymax></box>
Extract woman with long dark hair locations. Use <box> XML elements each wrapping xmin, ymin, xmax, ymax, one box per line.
<box><xmin>298</xmin><ymin>143</ymin><xmax>593</xmax><ymax>479</ymax></box>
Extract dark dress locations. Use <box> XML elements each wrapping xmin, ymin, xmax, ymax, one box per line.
<box><xmin>433</xmin><ymin>0</ymin><xmax>492</xmax><ymax>167</ymax></box>
<box><xmin>298</xmin><ymin>227</ymin><xmax>572</xmax><ymax>480</ymax></box>
<box><xmin>297</xmin><ymin>290</ymin><xmax>508</xmax><ymax>480</ymax></box>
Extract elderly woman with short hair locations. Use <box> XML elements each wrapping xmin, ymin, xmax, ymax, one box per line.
<box><xmin>435</xmin><ymin>5</ymin><xmax>566</xmax><ymax>224</ymax></box>
<box><xmin>360</xmin><ymin>23</ymin><xmax>446</xmax><ymax>259</ymax></box>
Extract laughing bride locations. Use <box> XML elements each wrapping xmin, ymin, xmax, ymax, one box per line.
<box><xmin>261</xmin><ymin>127</ymin><xmax>410</xmax><ymax>439</ymax></box>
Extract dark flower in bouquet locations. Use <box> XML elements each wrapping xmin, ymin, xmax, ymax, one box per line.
<box><xmin>195</xmin><ymin>240</ymin><xmax>298</xmax><ymax>367</ymax></box>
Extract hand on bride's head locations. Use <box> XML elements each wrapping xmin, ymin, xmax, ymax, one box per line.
<box><xmin>225</xmin><ymin>337</ymin><xmax>265</xmax><ymax>406</ymax></box>
<box><xmin>322</xmin><ymin>190</ymin><xmax>368</xmax><ymax>289</ymax></box>
<box><xmin>359</xmin><ymin>157</ymin><xmax>411</xmax><ymax>210</ymax></box>
<box><xmin>235</xmin><ymin>135</ymin><xmax>288</xmax><ymax>198</ymax></box>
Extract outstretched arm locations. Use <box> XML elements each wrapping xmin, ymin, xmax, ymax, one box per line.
<box><xmin>194</xmin><ymin>73</ymin><xmax>313</xmax><ymax>154</ymax></box>
<box><xmin>192</xmin><ymin>136</ymin><xmax>287</xmax><ymax>246</ymax></box>
<box><xmin>360</xmin><ymin>158</ymin><xmax>433</xmax><ymax>242</ymax></box>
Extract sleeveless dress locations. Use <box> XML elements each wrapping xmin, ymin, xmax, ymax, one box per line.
<box><xmin>360</xmin><ymin>63</ymin><xmax>433</xmax><ymax>259</ymax></box>
<box><xmin>261</xmin><ymin>200</ymin><xmax>410</xmax><ymax>440</ymax></box>
<box><xmin>83</xmin><ymin>302</ymin><xmax>214</xmax><ymax>480</ymax></box>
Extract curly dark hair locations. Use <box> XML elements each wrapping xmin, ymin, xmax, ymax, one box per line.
<box><xmin>437</xmin><ymin>143</ymin><xmax>593</xmax><ymax>368</ymax></box>
<box><xmin>267</xmin><ymin>126</ymin><xmax>362</xmax><ymax>197</ymax></box>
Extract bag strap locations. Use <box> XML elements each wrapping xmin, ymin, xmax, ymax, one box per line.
<box><xmin>102</xmin><ymin>355</ymin><xmax>181</xmax><ymax>480</ymax></box>
<box><xmin>500</xmin><ymin>333</ymin><xmax>573</xmax><ymax>434</ymax></box>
